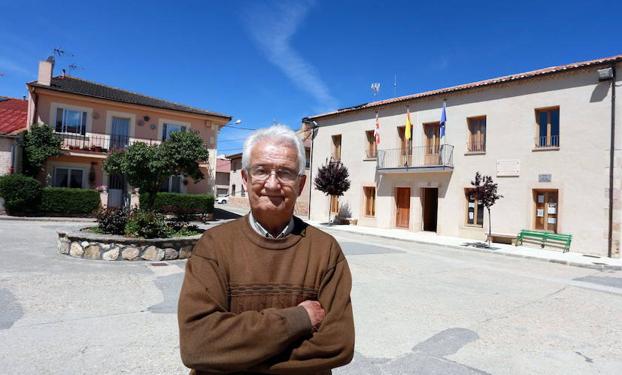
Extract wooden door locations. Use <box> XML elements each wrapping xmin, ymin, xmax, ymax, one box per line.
<box><xmin>424</xmin><ymin>123</ymin><xmax>441</xmax><ymax>165</ymax></box>
<box><xmin>534</xmin><ymin>190</ymin><xmax>558</xmax><ymax>232</ymax></box>
<box><xmin>395</xmin><ymin>187</ymin><xmax>410</xmax><ymax>228</ymax></box>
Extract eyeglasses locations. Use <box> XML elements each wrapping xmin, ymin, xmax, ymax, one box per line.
<box><xmin>248</xmin><ymin>165</ymin><xmax>300</xmax><ymax>183</ymax></box>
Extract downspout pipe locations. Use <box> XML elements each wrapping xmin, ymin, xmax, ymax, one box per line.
<box><xmin>608</xmin><ymin>64</ymin><xmax>617</xmax><ymax>258</ymax></box>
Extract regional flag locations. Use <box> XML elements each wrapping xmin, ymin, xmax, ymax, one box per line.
<box><xmin>440</xmin><ymin>101</ymin><xmax>447</xmax><ymax>139</ymax></box>
<box><xmin>374</xmin><ymin>112</ymin><xmax>381</xmax><ymax>144</ymax></box>
<box><xmin>405</xmin><ymin>107</ymin><xmax>412</xmax><ymax>140</ymax></box>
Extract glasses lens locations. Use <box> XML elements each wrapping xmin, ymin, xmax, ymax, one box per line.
<box><xmin>250</xmin><ymin>166</ymin><xmax>298</xmax><ymax>183</ymax></box>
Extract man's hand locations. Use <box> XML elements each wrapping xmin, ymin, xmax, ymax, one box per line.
<box><xmin>298</xmin><ymin>300</ymin><xmax>325</xmax><ymax>329</ymax></box>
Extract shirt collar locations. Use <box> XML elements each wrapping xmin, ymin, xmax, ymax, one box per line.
<box><xmin>248</xmin><ymin>212</ymin><xmax>295</xmax><ymax>240</ymax></box>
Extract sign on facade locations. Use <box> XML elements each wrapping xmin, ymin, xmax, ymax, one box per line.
<box><xmin>538</xmin><ymin>174</ymin><xmax>552</xmax><ymax>183</ymax></box>
<box><xmin>496</xmin><ymin>159</ymin><xmax>520</xmax><ymax>177</ymax></box>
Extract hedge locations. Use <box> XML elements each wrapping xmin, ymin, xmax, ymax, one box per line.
<box><xmin>39</xmin><ymin>187</ymin><xmax>101</xmax><ymax>215</ymax></box>
<box><xmin>0</xmin><ymin>174</ymin><xmax>42</xmax><ymax>214</ymax></box>
<box><xmin>140</xmin><ymin>192</ymin><xmax>214</xmax><ymax>214</ymax></box>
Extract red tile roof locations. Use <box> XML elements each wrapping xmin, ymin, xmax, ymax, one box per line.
<box><xmin>0</xmin><ymin>97</ymin><xmax>27</xmax><ymax>135</ymax></box>
<box><xmin>307</xmin><ymin>54</ymin><xmax>622</xmax><ymax>120</ymax></box>
<box><xmin>216</xmin><ymin>158</ymin><xmax>231</xmax><ymax>173</ymax></box>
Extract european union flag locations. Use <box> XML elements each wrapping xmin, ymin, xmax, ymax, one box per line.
<box><xmin>440</xmin><ymin>101</ymin><xmax>447</xmax><ymax>138</ymax></box>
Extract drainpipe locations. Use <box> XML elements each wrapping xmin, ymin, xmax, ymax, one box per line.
<box><xmin>607</xmin><ymin>64</ymin><xmax>617</xmax><ymax>258</ymax></box>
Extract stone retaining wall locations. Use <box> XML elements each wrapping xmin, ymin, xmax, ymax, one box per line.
<box><xmin>57</xmin><ymin>230</ymin><xmax>201</xmax><ymax>261</ymax></box>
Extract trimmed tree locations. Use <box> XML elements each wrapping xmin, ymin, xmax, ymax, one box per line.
<box><xmin>104</xmin><ymin>130</ymin><xmax>209</xmax><ymax>210</ymax></box>
<box><xmin>314</xmin><ymin>159</ymin><xmax>351</xmax><ymax>223</ymax></box>
<box><xmin>22</xmin><ymin>124</ymin><xmax>62</xmax><ymax>177</ymax></box>
<box><xmin>471</xmin><ymin>172</ymin><xmax>503</xmax><ymax>246</ymax></box>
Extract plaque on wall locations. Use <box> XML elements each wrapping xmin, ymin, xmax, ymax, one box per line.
<box><xmin>538</xmin><ymin>174</ymin><xmax>552</xmax><ymax>183</ymax></box>
<box><xmin>497</xmin><ymin>159</ymin><xmax>520</xmax><ymax>177</ymax></box>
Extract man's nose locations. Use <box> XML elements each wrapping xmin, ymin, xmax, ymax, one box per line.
<box><xmin>264</xmin><ymin>171</ymin><xmax>281</xmax><ymax>189</ymax></box>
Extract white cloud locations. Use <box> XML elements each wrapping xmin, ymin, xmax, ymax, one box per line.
<box><xmin>242</xmin><ymin>0</ymin><xmax>338</xmax><ymax>112</ymax></box>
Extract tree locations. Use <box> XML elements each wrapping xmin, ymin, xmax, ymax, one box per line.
<box><xmin>471</xmin><ymin>172</ymin><xmax>503</xmax><ymax>246</ymax></box>
<box><xmin>104</xmin><ymin>130</ymin><xmax>209</xmax><ymax>210</ymax></box>
<box><xmin>22</xmin><ymin>124</ymin><xmax>62</xmax><ymax>177</ymax></box>
<box><xmin>314</xmin><ymin>159</ymin><xmax>351</xmax><ymax>223</ymax></box>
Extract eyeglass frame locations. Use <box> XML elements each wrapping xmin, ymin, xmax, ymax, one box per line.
<box><xmin>245</xmin><ymin>164</ymin><xmax>303</xmax><ymax>184</ymax></box>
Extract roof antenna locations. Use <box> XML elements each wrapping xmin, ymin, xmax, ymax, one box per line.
<box><xmin>371</xmin><ymin>82</ymin><xmax>380</xmax><ymax>97</ymax></box>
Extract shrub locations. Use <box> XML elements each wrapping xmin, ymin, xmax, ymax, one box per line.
<box><xmin>96</xmin><ymin>208</ymin><xmax>129</xmax><ymax>235</ymax></box>
<box><xmin>125</xmin><ymin>210</ymin><xmax>168</xmax><ymax>239</ymax></box>
<box><xmin>140</xmin><ymin>193</ymin><xmax>214</xmax><ymax>215</ymax></box>
<box><xmin>39</xmin><ymin>188</ymin><xmax>101</xmax><ymax>216</ymax></box>
<box><xmin>0</xmin><ymin>174</ymin><xmax>42</xmax><ymax>214</ymax></box>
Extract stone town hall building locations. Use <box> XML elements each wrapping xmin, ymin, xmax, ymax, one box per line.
<box><xmin>304</xmin><ymin>54</ymin><xmax>621</xmax><ymax>258</ymax></box>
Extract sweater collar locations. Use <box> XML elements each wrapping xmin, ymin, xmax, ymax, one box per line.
<box><xmin>240</xmin><ymin>214</ymin><xmax>307</xmax><ymax>250</ymax></box>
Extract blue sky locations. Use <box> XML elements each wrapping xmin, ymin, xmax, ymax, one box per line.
<box><xmin>1</xmin><ymin>0</ymin><xmax>620</xmax><ymax>155</ymax></box>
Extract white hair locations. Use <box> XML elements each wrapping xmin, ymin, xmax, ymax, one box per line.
<box><xmin>242</xmin><ymin>124</ymin><xmax>306</xmax><ymax>174</ymax></box>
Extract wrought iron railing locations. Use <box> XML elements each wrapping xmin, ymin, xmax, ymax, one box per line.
<box><xmin>467</xmin><ymin>141</ymin><xmax>486</xmax><ymax>152</ymax></box>
<box><xmin>535</xmin><ymin>135</ymin><xmax>560</xmax><ymax>148</ymax></box>
<box><xmin>56</xmin><ymin>133</ymin><xmax>208</xmax><ymax>153</ymax></box>
<box><xmin>377</xmin><ymin>145</ymin><xmax>454</xmax><ymax>169</ymax></box>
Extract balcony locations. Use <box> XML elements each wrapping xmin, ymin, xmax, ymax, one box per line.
<box><xmin>377</xmin><ymin>145</ymin><xmax>454</xmax><ymax>172</ymax></box>
<box><xmin>56</xmin><ymin>133</ymin><xmax>209</xmax><ymax>154</ymax></box>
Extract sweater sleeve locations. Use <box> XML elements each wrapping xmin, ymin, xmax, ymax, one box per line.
<box><xmin>263</xmin><ymin>247</ymin><xmax>355</xmax><ymax>374</ymax></box>
<box><xmin>178</xmin><ymin>251</ymin><xmax>313</xmax><ymax>373</ymax></box>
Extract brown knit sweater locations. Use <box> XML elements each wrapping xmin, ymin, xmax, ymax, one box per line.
<box><xmin>178</xmin><ymin>215</ymin><xmax>355</xmax><ymax>374</ymax></box>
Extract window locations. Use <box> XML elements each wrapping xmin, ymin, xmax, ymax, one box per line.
<box><xmin>330</xmin><ymin>195</ymin><xmax>339</xmax><ymax>214</ymax></box>
<box><xmin>467</xmin><ymin>117</ymin><xmax>486</xmax><ymax>152</ymax></box>
<box><xmin>53</xmin><ymin>167</ymin><xmax>84</xmax><ymax>188</ymax></box>
<box><xmin>55</xmin><ymin>108</ymin><xmax>87</xmax><ymax>135</ymax></box>
<box><xmin>465</xmin><ymin>189</ymin><xmax>484</xmax><ymax>227</ymax></box>
<box><xmin>232</xmin><ymin>184</ymin><xmax>236</xmax><ymax>196</ymax></box>
<box><xmin>397</xmin><ymin>126</ymin><xmax>411</xmax><ymax>166</ymax></box>
<box><xmin>241</xmin><ymin>185</ymin><xmax>246</xmax><ymax>197</ymax></box>
<box><xmin>332</xmin><ymin>135</ymin><xmax>342</xmax><ymax>160</ymax></box>
<box><xmin>162</xmin><ymin>123</ymin><xmax>187</xmax><ymax>141</ymax></box>
<box><xmin>365</xmin><ymin>130</ymin><xmax>377</xmax><ymax>159</ymax></box>
<box><xmin>305</xmin><ymin>148</ymin><xmax>311</xmax><ymax>168</ymax></box>
<box><xmin>423</xmin><ymin>122</ymin><xmax>441</xmax><ymax>165</ymax></box>
<box><xmin>534</xmin><ymin>190</ymin><xmax>558</xmax><ymax>232</ymax></box>
<box><xmin>363</xmin><ymin>186</ymin><xmax>376</xmax><ymax>217</ymax></box>
<box><xmin>160</xmin><ymin>175</ymin><xmax>182</xmax><ymax>193</ymax></box>
<box><xmin>535</xmin><ymin>108</ymin><xmax>560</xmax><ymax>148</ymax></box>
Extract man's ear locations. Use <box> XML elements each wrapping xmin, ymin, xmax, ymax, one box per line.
<box><xmin>242</xmin><ymin>169</ymin><xmax>249</xmax><ymax>191</ymax></box>
<box><xmin>297</xmin><ymin>174</ymin><xmax>307</xmax><ymax>197</ymax></box>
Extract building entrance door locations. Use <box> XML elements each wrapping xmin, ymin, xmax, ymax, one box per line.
<box><xmin>395</xmin><ymin>187</ymin><xmax>410</xmax><ymax>228</ymax></box>
<box><xmin>421</xmin><ymin>188</ymin><xmax>438</xmax><ymax>232</ymax></box>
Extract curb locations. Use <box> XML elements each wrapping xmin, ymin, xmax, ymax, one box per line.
<box><xmin>316</xmin><ymin>225</ymin><xmax>622</xmax><ymax>271</ymax></box>
<box><xmin>0</xmin><ymin>215</ymin><xmax>95</xmax><ymax>223</ymax></box>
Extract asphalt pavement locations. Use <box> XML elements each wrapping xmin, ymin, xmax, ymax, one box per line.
<box><xmin>1</xmin><ymin>217</ymin><xmax>621</xmax><ymax>374</ymax></box>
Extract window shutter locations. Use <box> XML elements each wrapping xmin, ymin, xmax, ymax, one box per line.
<box><xmin>81</xmin><ymin>112</ymin><xmax>87</xmax><ymax>135</ymax></box>
<box><xmin>56</xmin><ymin>108</ymin><xmax>64</xmax><ymax>132</ymax></box>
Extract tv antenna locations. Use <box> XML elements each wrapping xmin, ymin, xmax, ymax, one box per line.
<box><xmin>371</xmin><ymin>82</ymin><xmax>380</xmax><ymax>96</ymax></box>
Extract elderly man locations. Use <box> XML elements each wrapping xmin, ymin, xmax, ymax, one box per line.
<box><xmin>178</xmin><ymin>125</ymin><xmax>355</xmax><ymax>374</ymax></box>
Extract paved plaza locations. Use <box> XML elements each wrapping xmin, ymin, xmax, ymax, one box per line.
<box><xmin>1</xmin><ymin>218</ymin><xmax>622</xmax><ymax>374</ymax></box>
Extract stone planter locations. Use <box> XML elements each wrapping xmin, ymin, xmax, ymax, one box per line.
<box><xmin>57</xmin><ymin>230</ymin><xmax>202</xmax><ymax>261</ymax></box>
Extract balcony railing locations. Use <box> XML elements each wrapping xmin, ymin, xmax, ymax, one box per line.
<box><xmin>377</xmin><ymin>145</ymin><xmax>454</xmax><ymax>171</ymax></box>
<box><xmin>56</xmin><ymin>133</ymin><xmax>209</xmax><ymax>153</ymax></box>
<box><xmin>467</xmin><ymin>141</ymin><xmax>486</xmax><ymax>152</ymax></box>
<box><xmin>534</xmin><ymin>135</ymin><xmax>560</xmax><ymax>149</ymax></box>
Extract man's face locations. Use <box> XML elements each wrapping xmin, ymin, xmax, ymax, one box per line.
<box><xmin>242</xmin><ymin>140</ymin><xmax>306</xmax><ymax>224</ymax></box>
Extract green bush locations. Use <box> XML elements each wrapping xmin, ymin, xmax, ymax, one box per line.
<box><xmin>125</xmin><ymin>210</ymin><xmax>168</xmax><ymax>238</ymax></box>
<box><xmin>140</xmin><ymin>192</ymin><xmax>214</xmax><ymax>215</ymax></box>
<box><xmin>0</xmin><ymin>174</ymin><xmax>42</xmax><ymax>214</ymax></box>
<box><xmin>96</xmin><ymin>208</ymin><xmax>129</xmax><ymax>235</ymax></box>
<box><xmin>39</xmin><ymin>188</ymin><xmax>100</xmax><ymax>215</ymax></box>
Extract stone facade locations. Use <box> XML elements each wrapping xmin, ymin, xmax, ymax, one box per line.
<box><xmin>57</xmin><ymin>231</ymin><xmax>199</xmax><ymax>261</ymax></box>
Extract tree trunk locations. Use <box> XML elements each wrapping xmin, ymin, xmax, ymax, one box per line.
<box><xmin>487</xmin><ymin>207</ymin><xmax>492</xmax><ymax>247</ymax></box>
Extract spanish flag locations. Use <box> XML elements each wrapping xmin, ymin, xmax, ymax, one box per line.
<box><xmin>405</xmin><ymin>107</ymin><xmax>412</xmax><ymax>140</ymax></box>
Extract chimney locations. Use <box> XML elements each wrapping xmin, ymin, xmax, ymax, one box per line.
<box><xmin>37</xmin><ymin>57</ymin><xmax>54</xmax><ymax>86</ymax></box>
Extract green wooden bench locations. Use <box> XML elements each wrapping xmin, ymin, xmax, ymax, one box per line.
<box><xmin>516</xmin><ymin>230</ymin><xmax>572</xmax><ymax>252</ymax></box>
